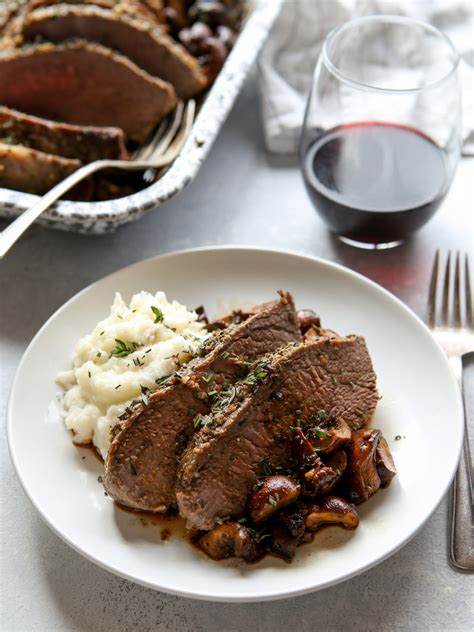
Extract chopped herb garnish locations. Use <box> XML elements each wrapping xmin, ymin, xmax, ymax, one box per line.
<box><xmin>229</xmin><ymin>452</ymin><xmax>236</xmax><ymax>461</ymax></box>
<box><xmin>214</xmin><ymin>515</ymin><xmax>230</xmax><ymax>525</ymax></box>
<box><xmin>395</xmin><ymin>435</ymin><xmax>402</xmax><ymax>441</ymax></box>
<box><xmin>151</xmin><ymin>305</ymin><xmax>164</xmax><ymax>323</ymax></box>
<box><xmin>268</xmin><ymin>493</ymin><xmax>279</xmax><ymax>507</ymax></box>
<box><xmin>155</xmin><ymin>374</ymin><xmax>171</xmax><ymax>386</ymax></box>
<box><xmin>202</xmin><ymin>371</ymin><xmax>215</xmax><ymax>384</ymax></box>
<box><xmin>88</xmin><ymin>371</ymin><xmax>91</xmax><ymax>378</ymax></box>
<box><xmin>96</xmin><ymin>351</ymin><xmax>102</xmax><ymax>358</ymax></box>
<box><xmin>245</xmin><ymin>359</ymin><xmax>271</xmax><ymax>385</ymax></box>
<box><xmin>193</xmin><ymin>414</ymin><xmax>213</xmax><ymax>429</ymax></box>
<box><xmin>221</xmin><ymin>351</ymin><xmax>230</xmax><ymax>359</ymax></box>
<box><xmin>237</xmin><ymin>517</ymin><xmax>247</xmax><ymax>524</ymax></box>
<box><xmin>99</xmin><ymin>331</ymin><xmax>105</xmax><ymax>336</ymax></box>
<box><xmin>115</xmin><ymin>384</ymin><xmax>121</xmax><ymax>390</ymax></box>
<box><xmin>253</xmin><ymin>480</ymin><xmax>264</xmax><ymax>491</ymax></box>
<box><xmin>140</xmin><ymin>385</ymin><xmax>150</xmax><ymax>395</ymax></box>
<box><xmin>111</xmin><ymin>338</ymin><xmax>143</xmax><ymax>358</ymax></box>
<box><xmin>130</xmin><ymin>463</ymin><xmax>137</xmax><ymax>476</ymax></box>
<box><xmin>295</xmin><ymin>409</ymin><xmax>302</xmax><ymax>416</ymax></box>
<box><xmin>247</xmin><ymin>526</ymin><xmax>271</xmax><ymax>544</ymax></box>
<box><xmin>260</xmin><ymin>458</ymin><xmax>273</xmax><ymax>477</ymax></box>
<box><xmin>313</xmin><ymin>428</ymin><xmax>329</xmax><ymax>439</ymax></box>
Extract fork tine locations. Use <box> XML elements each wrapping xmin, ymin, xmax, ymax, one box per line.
<box><xmin>133</xmin><ymin>118</ymin><xmax>169</xmax><ymax>161</ymax></box>
<box><xmin>454</xmin><ymin>251</ymin><xmax>462</xmax><ymax>327</ymax></box>
<box><xmin>428</xmin><ymin>249</ymin><xmax>440</xmax><ymax>327</ymax></box>
<box><xmin>466</xmin><ymin>253</ymin><xmax>474</xmax><ymax>329</ymax></box>
<box><xmin>149</xmin><ymin>100</ymin><xmax>194</xmax><ymax>162</ymax></box>
<box><xmin>441</xmin><ymin>251</ymin><xmax>451</xmax><ymax>326</ymax></box>
<box><xmin>150</xmin><ymin>101</ymin><xmax>185</xmax><ymax>158</ymax></box>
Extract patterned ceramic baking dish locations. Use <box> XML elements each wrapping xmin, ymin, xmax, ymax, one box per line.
<box><xmin>0</xmin><ymin>0</ymin><xmax>282</xmax><ymax>234</ymax></box>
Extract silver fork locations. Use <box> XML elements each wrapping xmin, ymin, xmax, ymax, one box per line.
<box><xmin>0</xmin><ymin>99</ymin><xmax>196</xmax><ymax>258</ymax></box>
<box><xmin>428</xmin><ymin>249</ymin><xmax>474</xmax><ymax>571</ymax></box>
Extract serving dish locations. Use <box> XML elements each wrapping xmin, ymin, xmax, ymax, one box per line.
<box><xmin>0</xmin><ymin>0</ymin><xmax>282</xmax><ymax>234</ymax></box>
<box><xmin>7</xmin><ymin>246</ymin><xmax>463</xmax><ymax>601</ymax></box>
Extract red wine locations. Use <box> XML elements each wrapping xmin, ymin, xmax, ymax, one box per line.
<box><xmin>301</xmin><ymin>122</ymin><xmax>449</xmax><ymax>245</ymax></box>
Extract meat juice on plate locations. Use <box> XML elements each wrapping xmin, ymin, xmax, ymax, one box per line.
<box><xmin>301</xmin><ymin>122</ymin><xmax>450</xmax><ymax>245</ymax></box>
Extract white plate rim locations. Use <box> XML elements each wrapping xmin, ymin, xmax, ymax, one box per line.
<box><xmin>7</xmin><ymin>245</ymin><xmax>464</xmax><ymax>602</ymax></box>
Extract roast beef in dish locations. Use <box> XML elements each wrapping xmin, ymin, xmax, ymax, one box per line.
<box><xmin>0</xmin><ymin>40</ymin><xmax>177</xmax><ymax>143</ymax></box>
<box><xmin>0</xmin><ymin>142</ymin><xmax>82</xmax><ymax>194</ymax></box>
<box><xmin>21</xmin><ymin>5</ymin><xmax>207</xmax><ymax>98</ymax></box>
<box><xmin>103</xmin><ymin>294</ymin><xmax>304</xmax><ymax>512</ymax></box>
<box><xmin>20</xmin><ymin>0</ymin><xmax>165</xmax><ymax>27</ymax></box>
<box><xmin>0</xmin><ymin>106</ymin><xmax>128</xmax><ymax>162</ymax></box>
<box><xmin>176</xmin><ymin>336</ymin><xmax>378</xmax><ymax>531</ymax></box>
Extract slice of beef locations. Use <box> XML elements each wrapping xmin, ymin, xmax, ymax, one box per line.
<box><xmin>21</xmin><ymin>5</ymin><xmax>206</xmax><ymax>98</ymax></box>
<box><xmin>0</xmin><ymin>106</ymin><xmax>128</xmax><ymax>162</ymax></box>
<box><xmin>0</xmin><ymin>142</ymin><xmax>83</xmax><ymax>194</ymax></box>
<box><xmin>24</xmin><ymin>1</ymin><xmax>165</xmax><ymax>27</ymax></box>
<box><xmin>177</xmin><ymin>336</ymin><xmax>378</xmax><ymax>530</ymax></box>
<box><xmin>103</xmin><ymin>294</ymin><xmax>303</xmax><ymax>512</ymax></box>
<box><xmin>0</xmin><ymin>40</ymin><xmax>177</xmax><ymax>143</ymax></box>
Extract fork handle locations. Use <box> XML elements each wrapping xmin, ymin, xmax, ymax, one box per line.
<box><xmin>0</xmin><ymin>153</ymin><xmax>175</xmax><ymax>259</ymax></box>
<box><xmin>0</xmin><ymin>159</ymin><xmax>112</xmax><ymax>259</ymax></box>
<box><xmin>450</xmin><ymin>352</ymin><xmax>474</xmax><ymax>571</ymax></box>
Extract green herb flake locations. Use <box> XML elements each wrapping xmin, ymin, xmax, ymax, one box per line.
<box><xmin>247</xmin><ymin>526</ymin><xmax>271</xmax><ymax>544</ymax></box>
<box><xmin>140</xmin><ymin>385</ymin><xmax>150</xmax><ymax>395</ymax></box>
<box><xmin>214</xmin><ymin>515</ymin><xmax>230</xmax><ymax>525</ymax></box>
<box><xmin>202</xmin><ymin>372</ymin><xmax>215</xmax><ymax>384</ymax></box>
<box><xmin>229</xmin><ymin>452</ymin><xmax>236</xmax><ymax>461</ymax></box>
<box><xmin>151</xmin><ymin>305</ymin><xmax>164</xmax><ymax>323</ymax></box>
<box><xmin>111</xmin><ymin>338</ymin><xmax>143</xmax><ymax>358</ymax></box>
<box><xmin>221</xmin><ymin>351</ymin><xmax>230</xmax><ymax>359</ymax></box>
<box><xmin>268</xmin><ymin>493</ymin><xmax>279</xmax><ymax>507</ymax></box>
<box><xmin>313</xmin><ymin>428</ymin><xmax>329</xmax><ymax>439</ymax></box>
<box><xmin>260</xmin><ymin>458</ymin><xmax>273</xmax><ymax>477</ymax></box>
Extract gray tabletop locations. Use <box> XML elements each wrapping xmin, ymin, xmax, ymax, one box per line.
<box><xmin>1</xmin><ymin>72</ymin><xmax>473</xmax><ymax>632</ymax></box>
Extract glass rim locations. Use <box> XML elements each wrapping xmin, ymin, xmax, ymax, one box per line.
<box><xmin>322</xmin><ymin>14</ymin><xmax>460</xmax><ymax>95</ymax></box>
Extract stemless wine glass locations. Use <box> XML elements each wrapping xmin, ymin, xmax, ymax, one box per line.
<box><xmin>299</xmin><ymin>15</ymin><xmax>462</xmax><ymax>249</ymax></box>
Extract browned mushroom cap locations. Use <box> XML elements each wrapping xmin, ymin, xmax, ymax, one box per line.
<box><xmin>198</xmin><ymin>523</ymin><xmax>259</xmax><ymax>561</ymax></box>
<box><xmin>303</xmin><ymin>462</ymin><xmax>339</xmax><ymax>496</ymax></box>
<box><xmin>343</xmin><ymin>429</ymin><xmax>383</xmax><ymax>504</ymax></box>
<box><xmin>304</xmin><ymin>326</ymin><xmax>339</xmax><ymax>342</ymax></box>
<box><xmin>269</xmin><ymin>507</ymin><xmax>306</xmax><ymax>562</ymax></box>
<box><xmin>292</xmin><ymin>427</ymin><xmax>318</xmax><ymax>468</ymax></box>
<box><xmin>323</xmin><ymin>448</ymin><xmax>348</xmax><ymax>477</ymax></box>
<box><xmin>305</xmin><ymin>496</ymin><xmax>359</xmax><ymax>531</ymax></box>
<box><xmin>296</xmin><ymin>309</ymin><xmax>321</xmax><ymax>334</ymax></box>
<box><xmin>307</xmin><ymin>415</ymin><xmax>351</xmax><ymax>454</ymax></box>
<box><xmin>248</xmin><ymin>475</ymin><xmax>301</xmax><ymax>524</ymax></box>
<box><xmin>375</xmin><ymin>436</ymin><xmax>397</xmax><ymax>486</ymax></box>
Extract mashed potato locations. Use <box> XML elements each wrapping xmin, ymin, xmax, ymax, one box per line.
<box><xmin>56</xmin><ymin>291</ymin><xmax>209</xmax><ymax>459</ymax></box>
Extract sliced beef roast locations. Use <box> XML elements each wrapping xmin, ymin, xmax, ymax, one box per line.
<box><xmin>0</xmin><ymin>40</ymin><xmax>176</xmax><ymax>143</ymax></box>
<box><xmin>24</xmin><ymin>1</ymin><xmax>165</xmax><ymax>27</ymax></box>
<box><xmin>21</xmin><ymin>5</ymin><xmax>206</xmax><ymax>98</ymax></box>
<box><xmin>103</xmin><ymin>294</ymin><xmax>303</xmax><ymax>512</ymax></box>
<box><xmin>177</xmin><ymin>336</ymin><xmax>378</xmax><ymax>530</ymax></box>
<box><xmin>0</xmin><ymin>106</ymin><xmax>128</xmax><ymax>162</ymax></box>
<box><xmin>0</xmin><ymin>142</ymin><xmax>82</xmax><ymax>194</ymax></box>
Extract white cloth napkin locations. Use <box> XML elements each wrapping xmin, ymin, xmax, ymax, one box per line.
<box><xmin>259</xmin><ymin>0</ymin><xmax>474</xmax><ymax>154</ymax></box>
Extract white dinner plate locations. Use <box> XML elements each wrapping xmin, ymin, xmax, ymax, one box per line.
<box><xmin>7</xmin><ymin>247</ymin><xmax>463</xmax><ymax>602</ymax></box>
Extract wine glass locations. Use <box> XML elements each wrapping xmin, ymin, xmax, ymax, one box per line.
<box><xmin>299</xmin><ymin>15</ymin><xmax>462</xmax><ymax>249</ymax></box>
